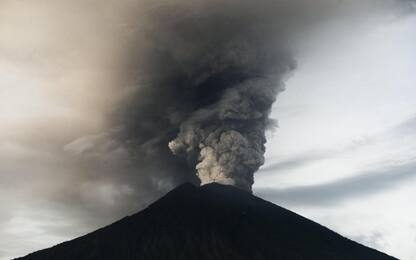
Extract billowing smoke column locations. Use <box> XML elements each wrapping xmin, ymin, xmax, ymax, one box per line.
<box><xmin>166</xmin><ymin>45</ymin><xmax>295</xmax><ymax>191</ymax></box>
<box><xmin>116</xmin><ymin>0</ymin><xmax>302</xmax><ymax>192</ymax></box>
<box><xmin>115</xmin><ymin>0</ymin><xmax>413</xmax><ymax>192</ymax></box>
<box><xmin>168</xmin><ymin>62</ymin><xmax>294</xmax><ymax>191</ymax></box>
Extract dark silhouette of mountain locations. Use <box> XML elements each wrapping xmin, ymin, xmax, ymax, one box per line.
<box><xmin>16</xmin><ymin>183</ymin><xmax>397</xmax><ymax>260</ymax></box>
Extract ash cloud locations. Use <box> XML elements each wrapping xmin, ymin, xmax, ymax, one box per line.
<box><xmin>109</xmin><ymin>0</ymin><xmax>416</xmax><ymax>191</ymax></box>
<box><xmin>113</xmin><ymin>0</ymin><xmax>318</xmax><ymax>191</ymax></box>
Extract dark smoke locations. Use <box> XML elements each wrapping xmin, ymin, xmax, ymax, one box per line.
<box><xmin>113</xmin><ymin>0</ymin><xmax>306</xmax><ymax>191</ymax></box>
<box><xmin>111</xmin><ymin>0</ymin><xmax>414</xmax><ymax>192</ymax></box>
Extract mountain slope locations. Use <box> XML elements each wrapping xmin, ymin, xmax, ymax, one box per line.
<box><xmin>16</xmin><ymin>183</ymin><xmax>397</xmax><ymax>260</ymax></box>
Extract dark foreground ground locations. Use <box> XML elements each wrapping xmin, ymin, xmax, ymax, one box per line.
<box><xmin>16</xmin><ymin>183</ymin><xmax>397</xmax><ymax>260</ymax></box>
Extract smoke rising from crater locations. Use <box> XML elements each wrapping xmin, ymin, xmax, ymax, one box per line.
<box><xmin>113</xmin><ymin>0</ymin><xmax>414</xmax><ymax>191</ymax></box>
<box><xmin>115</xmin><ymin>0</ymin><xmax>305</xmax><ymax>191</ymax></box>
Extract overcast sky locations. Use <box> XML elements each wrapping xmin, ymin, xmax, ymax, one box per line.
<box><xmin>0</xmin><ymin>1</ymin><xmax>415</xmax><ymax>260</ymax></box>
<box><xmin>256</xmin><ymin>14</ymin><xmax>416</xmax><ymax>259</ymax></box>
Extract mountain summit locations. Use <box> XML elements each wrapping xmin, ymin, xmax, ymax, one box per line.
<box><xmin>16</xmin><ymin>183</ymin><xmax>396</xmax><ymax>260</ymax></box>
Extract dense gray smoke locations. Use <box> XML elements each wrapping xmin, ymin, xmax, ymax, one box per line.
<box><xmin>115</xmin><ymin>0</ymin><xmax>307</xmax><ymax>191</ymax></box>
<box><xmin>167</xmin><ymin>67</ymin><xmax>293</xmax><ymax>191</ymax></box>
<box><xmin>163</xmin><ymin>19</ymin><xmax>297</xmax><ymax>191</ymax></box>
<box><xmin>113</xmin><ymin>0</ymin><xmax>414</xmax><ymax>192</ymax></box>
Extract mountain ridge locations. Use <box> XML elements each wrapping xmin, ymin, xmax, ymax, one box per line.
<box><xmin>16</xmin><ymin>182</ymin><xmax>397</xmax><ymax>260</ymax></box>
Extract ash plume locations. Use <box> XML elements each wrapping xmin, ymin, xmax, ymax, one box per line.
<box><xmin>115</xmin><ymin>0</ymin><xmax>303</xmax><ymax>191</ymax></box>
<box><xmin>112</xmin><ymin>0</ymin><xmax>414</xmax><ymax>192</ymax></box>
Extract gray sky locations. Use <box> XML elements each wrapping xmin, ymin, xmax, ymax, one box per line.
<box><xmin>256</xmin><ymin>15</ymin><xmax>416</xmax><ymax>259</ymax></box>
<box><xmin>0</xmin><ymin>1</ymin><xmax>415</xmax><ymax>260</ymax></box>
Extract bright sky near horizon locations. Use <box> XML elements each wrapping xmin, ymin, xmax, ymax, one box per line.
<box><xmin>256</xmin><ymin>14</ymin><xmax>416</xmax><ymax>259</ymax></box>
<box><xmin>0</xmin><ymin>1</ymin><xmax>415</xmax><ymax>260</ymax></box>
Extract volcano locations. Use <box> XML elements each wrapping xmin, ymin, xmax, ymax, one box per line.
<box><xmin>16</xmin><ymin>183</ymin><xmax>396</xmax><ymax>260</ymax></box>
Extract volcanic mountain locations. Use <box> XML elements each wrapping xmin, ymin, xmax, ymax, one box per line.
<box><xmin>16</xmin><ymin>183</ymin><xmax>397</xmax><ymax>260</ymax></box>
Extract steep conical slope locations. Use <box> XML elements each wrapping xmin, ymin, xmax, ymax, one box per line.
<box><xmin>16</xmin><ymin>183</ymin><xmax>397</xmax><ymax>260</ymax></box>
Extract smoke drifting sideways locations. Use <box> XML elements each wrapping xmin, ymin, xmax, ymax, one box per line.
<box><xmin>105</xmin><ymin>0</ymin><xmax>415</xmax><ymax>192</ymax></box>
